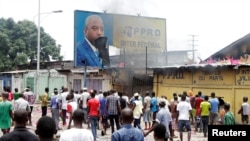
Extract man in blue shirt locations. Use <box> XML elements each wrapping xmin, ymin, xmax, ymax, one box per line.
<box><xmin>209</xmin><ymin>92</ymin><xmax>219</xmax><ymax>125</ymax></box>
<box><xmin>144</xmin><ymin>99</ymin><xmax>172</xmax><ymax>141</ymax></box>
<box><xmin>150</xmin><ymin>92</ymin><xmax>158</xmax><ymax>124</ymax></box>
<box><xmin>76</xmin><ymin>15</ymin><xmax>109</xmax><ymax>68</ymax></box>
<box><xmin>99</xmin><ymin>91</ymin><xmax>108</xmax><ymax>135</ymax></box>
<box><xmin>50</xmin><ymin>88</ymin><xmax>60</xmax><ymax>130</ymax></box>
<box><xmin>111</xmin><ymin>108</ymin><xmax>144</xmax><ymax>141</ymax></box>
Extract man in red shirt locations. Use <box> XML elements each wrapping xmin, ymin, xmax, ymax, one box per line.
<box><xmin>87</xmin><ymin>90</ymin><xmax>100</xmax><ymax>141</ymax></box>
<box><xmin>194</xmin><ymin>92</ymin><xmax>204</xmax><ymax>132</ymax></box>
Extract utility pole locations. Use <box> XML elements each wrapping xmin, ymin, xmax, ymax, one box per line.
<box><xmin>188</xmin><ymin>35</ymin><xmax>198</xmax><ymax>64</ymax></box>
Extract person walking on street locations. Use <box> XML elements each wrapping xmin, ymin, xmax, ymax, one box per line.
<box><xmin>153</xmin><ymin>124</ymin><xmax>167</xmax><ymax>141</ymax></box>
<box><xmin>143</xmin><ymin>91</ymin><xmax>152</xmax><ymax>130</ymax></box>
<box><xmin>194</xmin><ymin>92</ymin><xmax>204</xmax><ymax>132</ymax></box>
<box><xmin>150</xmin><ymin>91</ymin><xmax>158</xmax><ymax>125</ymax></box>
<box><xmin>13</xmin><ymin>88</ymin><xmax>19</xmax><ymax>101</ymax></box>
<box><xmin>132</xmin><ymin>93</ymin><xmax>143</xmax><ymax>129</ymax></box>
<box><xmin>224</xmin><ymin>103</ymin><xmax>235</xmax><ymax>125</ymax></box>
<box><xmin>238</xmin><ymin>96</ymin><xmax>250</xmax><ymax>125</ymax></box>
<box><xmin>79</xmin><ymin>87</ymin><xmax>90</xmax><ymax>127</ymax></box>
<box><xmin>0</xmin><ymin>109</ymin><xmax>39</xmax><ymax>141</ymax></box>
<box><xmin>209</xmin><ymin>92</ymin><xmax>219</xmax><ymax>125</ymax></box>
<box><xmin>169</xmin><ymin>94</ymin><xmax>178</xmax><ymax>138</ymax></box>
<box><xmin>50</xmin><ymin>88</ymin><xmax>61</xmax><ymax>130</ymax></box>
<box><xmin>111</xmin><ymin>108</ymin><xmax>144</xmax><ymax>141</ymax></box>
<box><xmin>0</xmin><ymin>92</ymin><xmax>13</xmax><ymax>135</ymax></box>
<box><xmin>40</xmin><ymin>87</ymin><xmax>49</xmax><ymax>116</ymax></box>
<box><xmin>60</xmin><ymin>109</ymin><xmax>94</xmax><ymax>141</ymax></box>
<box><xmin>36</xmin><ymin>116</ymin><xmax>57</xmax><ymax>141</ymax></box>
<box><xmin>23</xmin><ymin>87</ymin><xmax>35</xmax><ymax>125</ymax></box>
<box><xmin>105</xmin><ymin>89</ymin><xmax>121</xmax><ymax>134</ymax></box>
<box><xmin>59</xmin><ymin>87</ymin><xmax>69</xmax><ymax>126</ymax></box>
<box><xmin>14</xmin><ymin>93</ymin><xmax>30</xmax><ymax>113</ymax></box>
<box><xmin>99</xmin><ymin>91</ymin><xmax>108</xmax><ymax>136</ymax></box>
<box><xmin>144</xmin><ymin>99</ymin><xmax>172</xmax><ymax>141</ymax></box>
<box><xmin>87</xmin><ymin>90</ymin><xmax>100</xmax><ymax>141</ymax></box>
<box><xmin>200</xmin><ymin>96</ymin><xmax>211</xmax><ymax>137</ymax></box>
<box><xmin>176</xmin><ymin>94</ymin><xmax>192</xmax><ymax>141</ymax></box>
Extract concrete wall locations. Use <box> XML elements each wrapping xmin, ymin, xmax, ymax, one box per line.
<box><xmin>153</xmin><ymin>66</ymin><xmax>250</xmax><ymax>123</ymax></box>
<box><xmin>24</xmin><ymin>70</ymin><xmax>67</xmax><ymax>97</ymax></box>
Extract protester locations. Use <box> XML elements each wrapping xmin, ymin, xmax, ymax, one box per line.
<box><xmin>111</xmin><ymin>108</ymin><xmax>144</xmax><ymax>141</ymax></box>
<box><xmin>0</xmin><ymin>109</ymin><xmax>39</xmax><ymax>141</ymax></box>
<box><xmin>60</xmin><ymin>109</ymin><xmax>94</xmax><ymax>141</ymax></box>
<box><xmin>0</xmin><ymin>92</ymin><xmax>13</xmax><ymax>135</ymax></box>
<box><xmin>36</xmin><ymin>116</ymin><xmax>57</xmax><ymax>141</ymax></box>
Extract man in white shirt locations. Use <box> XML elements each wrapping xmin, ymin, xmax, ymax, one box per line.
<box><xmin>143</xmin><ymin>91</ymin><xmax>151</xmax><ymax>130</ymax></box>
<box><xmin>23</xmin><ymin>87</ymin><xmax>35</xmax><ymax>125</ymax></box>
<box><xmin>176</xmin><ymin>94</ymin><xmax>192</xmax><ymax>141</ymax></box>
<box><xmin>73</xmin><ymin>90</ymin><xmax>81</xmax><ymax>108</ymax></box>
<box><xmin>80</xmin><ymin>87</ymin><xmax>90</xmax><ymax>126</ymax></box>
<box><xmin>14</xmin><ymin>93</ymin><xmax>30</xmax><ymax>112</ymax></box>
<box><xmin>59</xmin><ymin>87</ymin><xmax>69</xmax><ymax>126</ymax></box>
<box><xmin>60</xmin><ymin>109</ymin><xmax>94</xmax><ymax>141</ymax></box>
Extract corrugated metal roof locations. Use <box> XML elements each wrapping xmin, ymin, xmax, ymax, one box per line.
<box><xmin>148</xmin><ymin>63</ymin><xmax>250</xmax><ymax>69</ymax></box>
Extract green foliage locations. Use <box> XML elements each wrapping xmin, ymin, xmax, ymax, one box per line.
<box><xmin>0</xmin><ymin>18</ymin><xmax>63</xmax><ymax>72</ymax></box>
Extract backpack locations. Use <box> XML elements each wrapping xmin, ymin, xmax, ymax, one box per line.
<box><xmin>120</xmin><ymin>97</ymin><xmax>126</xmax><ymax>109</ymax></box>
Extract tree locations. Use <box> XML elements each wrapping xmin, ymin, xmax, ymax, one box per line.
<box><xmin>0</xmin><ymin>17</ymin><xmax>63</xmax><ymax>72</ymax></box>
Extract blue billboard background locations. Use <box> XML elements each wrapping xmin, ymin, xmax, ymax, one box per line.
<box><xmin>74</xmin><ymin>10</ymin><xmax>113</xmax><ymax>68</ymax></box>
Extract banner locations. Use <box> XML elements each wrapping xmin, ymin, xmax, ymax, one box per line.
<box><xmin>74</xmin><ymin>10</ymin><xmax>166</xmax><ymax>68</ymax></box>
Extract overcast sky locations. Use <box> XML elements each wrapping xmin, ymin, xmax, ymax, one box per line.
<box><xmin>1</xmin><ymin>0</ymin><xmax>250</xmax><ymax>61</ymax></box>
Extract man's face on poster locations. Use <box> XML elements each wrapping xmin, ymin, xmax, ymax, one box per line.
<box><xmin>84</xmin><ymin>16</ymin><xmax>104</xmax><ymax>42</ymax></box>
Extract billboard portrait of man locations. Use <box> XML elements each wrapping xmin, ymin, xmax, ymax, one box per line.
<box><xmin>76</xmin><ymin>15</ymin><xmax>110</xmax><ymax>68</ymax></box>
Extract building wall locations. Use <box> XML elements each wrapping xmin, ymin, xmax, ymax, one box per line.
<box><xmin>24</xmin><ymin>70</ymin><xmax>67</xmax><ymax>97</ymax></box>
<box><xmin>12</xmin><ymin>73</ymin><xmax>24</xmax><ymax>92</ymax></box>
<box><xmin>67</xmin><ymin>71</ymin><xmax>111</xmax><ymax>92</ymax></box>
<box><xmin>153</xmin><ymin>66</ymin><xmax>250</xmax><ymax>123</ymax></box>
<box><xmin>0</xmin><ymin>74</ymin><xmax>12</xmax><ymax>90</ymax></box>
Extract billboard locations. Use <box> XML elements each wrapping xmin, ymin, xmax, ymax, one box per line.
<box><xmin>74</xmin><ymin>10</ymin><xmax>166</xmax><ymax>68</ymax></box>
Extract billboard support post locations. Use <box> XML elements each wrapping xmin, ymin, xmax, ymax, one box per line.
<box><xmin>84</xmin><ymin>65</ymin><xmax>87</xmax><ymax>87</ymax></box>
<box><xmin>82</xmin><ymin>60</ymin><xmax>87</xmax><ymax>87</ymax></box>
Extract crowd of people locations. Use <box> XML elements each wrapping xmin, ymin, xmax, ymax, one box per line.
<box><xmin>0</xmin><ymin>86</ymin><xmax>249</xmax><ymax>141</ymax></box>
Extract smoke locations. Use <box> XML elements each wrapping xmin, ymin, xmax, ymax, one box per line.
<box><xmin>98</xmin><ymin>0</ymin><xmax>148</xmax><ymax>16</ymax></box>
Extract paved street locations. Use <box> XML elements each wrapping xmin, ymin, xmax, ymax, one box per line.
<box><xmin>0</xmin><ymin>103</ymin><xmax>208</xmax><ymax>141</ymax></box>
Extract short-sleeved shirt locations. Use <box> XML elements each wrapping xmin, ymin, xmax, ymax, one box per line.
<box><xmin>111</xmin><ymin>124</ymin><xmax>144</xmax><ymax>141</ymax></box>
<box><xmin>209</xmin><ymin>98</ymin><xmax>219</xmax><ymax>113</ymax></box>
<box><xmin>242</xmin><ymin>102</ymin><xmax>250</xmax><ymax>115</ymax></box>
<box><xmin>0</xmin><ymin>101</ymin><xmax>13</xmax><ymax>129</ymax></box>
<box><xmin>40</xmin><ymin>93</ymin><xmax>49</xmax><ymax>107</ymax></box>
<box><xmin>13</xmin><ymin>92</ymin><xmax>19</xmax><ymax>101</ymax></box>
<box><xmin>67</xmin><ymin>102</ymin><xmax>78</xmax><ymax>114</ymax></box>
<box><xmin>200</xmin><ymin>101</ymin><xmax>211</xmax><ymax>116</ymax></box>
<box><xmin>106</xmin><ymin>95</ymin><xmax>120</xmax><ymax>115</ymax></box>
<box><xmin>156</xmin><ymin>108</ymin><xmax>172</xmax><ymax>138</ymax></box>
<box><xmin>60</xmin><ymin>128</ymin><xmax>94</xmax><ymax>141</ymax></box>
<box><xmin>50</xmin><ymin>95</ymin><xmax>60</xmax><ymax>109</ymax></box>
<box><xmin>177</xmin><ymin>101</ymin><xmax>192</xmax><ymax>120</ymax></box>
<box><xmin>14</xmin><ymin>98</ymin><xmax>30</xmax><ymax>112</ymax></box>
<box><xmin>59</xmin><ymin>92</ymin><xmax>69</xmax><ymax>110</ymax></box>
<box><xmin>80</xmin><ymin>92</ymin><xmax>90</xmax><ymax>108</ymax></box>
<box><xmin>144</xmin><ymin>96</ymin><xmax>151</xmax><ymax>111</ymax></box>
<box><xmin>133</xmin><ymin>100</ymin><xmax>143</xmax><ymax>119</ymax></box>
<box><xmin>150</xmin><ymin>97</ymin><xmax>158</xmax><ymax>112</ymax></box>
<box><xmin>0</xmin><ymin>126</ymin><xmax>40</xmax><ymax>141</ymax></box>
<box><xmin>224</xmin><ymin>111</ymin><xmax>235</xmax><ymax>125</ymax></box>
<box><xmin>23</xmin><ymin>91</ymin><xmax>35</xmax><ymax>106</ymax></box>
<box><xmin>87</xmin><ymin>98</ymin><xmax>100</xmax><ymax>117</ymax></box>
<box><xmin>99</xmin><ymin>97</ymin><xmax>107</xmax><ymax>116</ymax></box>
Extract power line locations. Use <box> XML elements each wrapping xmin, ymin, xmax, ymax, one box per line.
<box><xmin>188</xmin><ymin>35</ymin><xmax>198</xmax><ymax>63</ymax></box>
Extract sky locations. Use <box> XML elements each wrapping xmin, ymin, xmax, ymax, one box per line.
<box><xmin>1</xmin><ymin>0</ymin><xmax>250</xmax><ymax>61</ymax></box>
